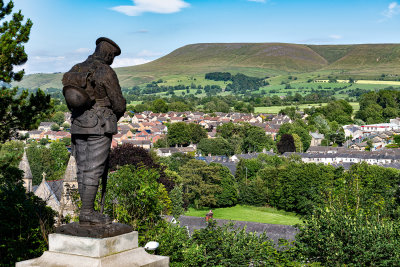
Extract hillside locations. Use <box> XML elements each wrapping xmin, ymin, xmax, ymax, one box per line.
<box><xmin>14</xmin><ymin>43</ymin><xmax>400</xmax><ymax>90</ymax></box>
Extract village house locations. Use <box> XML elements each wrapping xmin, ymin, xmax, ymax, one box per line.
<box><xmin>27</xmin><ymin>130</ymin><xmax>44</xmax><ymax>140</ymax></box>
<box><xmin>38</xmin><ymin>122</ymin><xmax>57</xmax><ymax>131</ymax></box>
<box><xmin>310</xmin><ymin>132</ymin><xmax>324</xmax><ymax>147</ymax></box>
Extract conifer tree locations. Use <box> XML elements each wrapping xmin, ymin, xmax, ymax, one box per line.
<box><xmin>0</xmin><ymin>0</ymin><xmax>52</xmax><ymax>142</ymax></box>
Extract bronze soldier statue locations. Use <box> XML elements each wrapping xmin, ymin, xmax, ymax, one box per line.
<box><xmin>62</xmin><ymin>37</ymin><xmax>126</xmax><ymax>225</ymax></box>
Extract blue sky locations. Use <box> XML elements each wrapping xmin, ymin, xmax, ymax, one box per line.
<box><xmin>11</xmin><ymin>0</ymin><xmax>400</xmax><ymax>74</ymax></box>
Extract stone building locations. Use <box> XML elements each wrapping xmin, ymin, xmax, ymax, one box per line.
<box><xmin>19</xmin><ymin>153</ymin><xmax>78</xmax><ymax>219</ymax></box>
<box><xmin>19</xmin><ymin>151</ymin><xmax>33</xmax><ymax>192</ymax></box>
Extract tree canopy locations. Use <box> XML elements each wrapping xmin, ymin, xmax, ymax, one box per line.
<box><xmin>0</xmin><ymin>0</ymin><xmax>52</xmax><ymax>142</ymax></box>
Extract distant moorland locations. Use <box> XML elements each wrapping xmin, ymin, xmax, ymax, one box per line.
<box><xmin>14</xmin><ymin>42</ymin><xmax>400</xmax><ymax>91</ymax></box>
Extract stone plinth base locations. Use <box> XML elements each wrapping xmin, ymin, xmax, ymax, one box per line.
<box><xmin>16</xmin><ymin>232</ymin><xmax>169</xmax><ymax>267</ymax></box>
<box><xmin>55</xmin><ymin>222</ymin><xmax>133</xmax><ymax>238</ymax></box>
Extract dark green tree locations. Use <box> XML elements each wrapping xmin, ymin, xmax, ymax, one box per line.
<box><xmin>50</xmin><ymin>123</ymin><xmax>60</xmax><ymax>131</ymax></box>
<box><xmin>277</xmin><ymin>134</ymin><xmax>296</xmax><ymax>154</ymax></box>
<box><xmin>0</xmin><ymin>0</ymin><xmax>52</xmax><ymax>142</ymax></box>
<box><xmin>197</xmin><ymin>137</ymin><xmax>233</xmax><ymax>156</ymax></box>
<box><xmin>167</xmin><ymin>122</ymin><xmax>190</xmax><ymax>146</ymax></box>
<box><xmin>213</xmin><ymin>163</ymin><xmax>237</xmax><ymax>207</ymax></box>
<box><xmin>187</xmin><ymin>123</ymin><xmax>207</xmax><ymax>144</ymax></box>
<box><xmin>103</xmin><ymin>165</ymin><xmax>166</xmax><ymax>234</ymax></box>
<box><xmin>50</xmin><ymin>111</ymin><xmax>65</xmax><ymax>125</ymax></box>
<box><xmin>179</xmin><ymin>159</ymin><xmax>222</xmax><ymax>209</ymax></box>
<box><xmin>152</xmin><ymin>98</ymin><xmax>168</xmax><ymax>113</ymax></box>
<box><xmin>169</xmin><ymin>186</ymin><xmax>184</xmax><ymax>219</ymax></box>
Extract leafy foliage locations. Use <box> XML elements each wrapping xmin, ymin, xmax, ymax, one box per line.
<box><xmin>217</xmin><ymin>122</ymin><xmax>274</xmax><ymax>153</ymax></box>
<box><xmin>109</xmin><ymin>143</ymin><xmax>174</xmax><ymax>191</ymax></box>
<box><xmin>0</xmin><ymin>147</ymin><xmax>55</xmax><ymax>266</ymax></box>
<box><xmin>169</xmin><ymin>186</ymin><xmax>184</xmax><ymax>219</ymax></box>
<box><xmin>0</xmin><ymin>0</ymin><xmax>31</xmax><ymax>82</ymax></box>
<box><xmin>278</xmin><ymin>120</ymin><xmax>311</xmax><ymax>151</ymax></box>
<box><xmin>197</xmin><ymin>137</ymin><xmax>233</xmax><ymax>156</ymax></box>
<box><xmin>277</xmin><ymin>134</ymin><xmax>296</xmax><ymax>154</ymax></box>
<box><xmin>26</xmin><ymin>142</ymin><xmax>69</xmax><ymax>185</ymax></box>
<box><xmin>0</xmin><ymin>1</ymin><xmax>52</xmax><ymax>142</ymax></box>
<box><xmin>356</xmin><ymin>90</ymin><xmax>400</xmax><ymax>124</ymax></box>
<box><xmin>167</xmin><ymin>122</ymin><xmax>207</xmax><ymax>147</ymax></box>
<box><xmin>295</xmin><ymin>208</ymin><xmax>400</xmax><ymax>266</ymax></box>
<box><xmin>153</xmin><ymin>220</ymin><xmax>295</xmax><ymax>266</ymax></box>
<box><xmin>103</xmin><ymin>165</ymin><xmax>167</xmax><ymax>234</ymax></box>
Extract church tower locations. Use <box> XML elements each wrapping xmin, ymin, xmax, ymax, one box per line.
<box><xmin>62</xmin><ymin>155</ymin><xmax>78</xmax><ymax>216</ymax></box>
<box><xmin>18</xmin><ymin>151</ymin><xmax>33</xmax><ymax>192</ymax></box>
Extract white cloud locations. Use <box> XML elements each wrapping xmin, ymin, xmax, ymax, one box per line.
<box><xmin>382</xmin><ymin>2</ymin><xmax>400</xmax><ymax>18</ymax></box>
<box><xmin>248</xmin><ymin>0</ymin><xmax>266</xmax><ymax>3</ymax></box>
<box><xmin>32</xmin><ymin>56</ymin><xmax>65</xmax><ymax>62</ymax></box>
<box><xmin>111</xmin><ymin>57</ymin><xmax>151</xmax><ymax>68</ymax></box>
<box><xmin>329</xmin><ymin>34</ymin><xmax>342</xmax><ymax>40</ymax></box>
<box><xmin>111</xmin><ymin>0</ymin><xmax>190</xmax><ymax>16</ymax></box>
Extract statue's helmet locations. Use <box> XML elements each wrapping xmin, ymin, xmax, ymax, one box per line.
<box><xmin>63</xmin><ymin>85</ymin><xmax>91</xmax><ymax>110</ymax></box>
<box><xmin>95</xmin><ymin>37</ymin><xmax>121</xmax><ymax>56</ymax></box>
<box><xmin>62</xmin><ymin>72</ymin><xmax>92</xmax><ymax>110</ymax></box>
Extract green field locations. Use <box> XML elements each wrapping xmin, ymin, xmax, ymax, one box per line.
<box><xmin>254</xmin><ymin>102</ymin><xmax>360</xmax><ymax>114</ymax></box>
<box><xmin>185</xmin><ymin>205</ymin><xmax>301</xmax><ymax>226</ymax></box>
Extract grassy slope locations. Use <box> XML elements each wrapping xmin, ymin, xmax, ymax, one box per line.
<box><xmin>14</xmin><ymin>43</ymin><xmax>400</xmax><ymax>90</ymax></box>
<box><xmin>15</xmin><ymin>43</ymin><xmax>330</xmax><ymax>89</ymax></box>
<box><xmin>185</xmin><ymin>205</ymin><xmax>301</xmax><ymax>225</ymax></box>
<box><xmin>321</xmin><ymin>44</ymin><xmax>400</xmax><ymax>78</ymax></box>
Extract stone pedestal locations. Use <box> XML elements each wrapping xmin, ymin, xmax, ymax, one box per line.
<box><xmin>16</xmin><ymin>231</ymin><xmax>169</xmax><ymax>267</ymax></box>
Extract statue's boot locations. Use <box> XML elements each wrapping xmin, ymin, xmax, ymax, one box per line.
<box><xmin>79</xmin><ymin>184</ymin><xmax>111</xmax><ymax>226</ymax></box>
<box><xmin>79</xmin><ymin>211</ymin><xmax>112</xmax><ymax>226</ymax></box>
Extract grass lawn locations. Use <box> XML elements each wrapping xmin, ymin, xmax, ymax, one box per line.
<box><xmin>185</xmin><ymin>205</ymin><xmax>301</xmax><ymax>226</ymax></box>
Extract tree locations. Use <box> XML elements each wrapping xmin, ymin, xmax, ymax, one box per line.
<box><xmin>50</xmin><ymin>123</ymin><xmax>60</xmax><ymax>131</ymax></box>
<box><xmin>0</xmin><ymin>142</ymin><xmax>56</xmax><ymax>266</ymax></box>
<box><xmin>394</xmin><ymin>135</ymin><xmax>400</xmax><ymax>145</ymax></box>
<box><xmin>167</xmin><ymin>122</ymin><xmax>206</xmax><ymax>147</ymax></box>
<box><xmin>49</xmin><ymin>142</ymin><xmax>69</xmax><ymax>178</ymax></box>
<box><xmin>0</xmin><ymin>0</ymin><xmax>52</xmax><ymax>142</ymax></box>
<box><xmin>168</xmin><ymin>101</ymin><xmax>190</xmax><ymax>112</ymax></box>
<box><xmin>277</xmin><ymin>134</ymin><xmax>296</xmax><ymax>154</ymax></box>
<box><xmin>50</xmin><ymin>111</ymin><xmax>65</xmax><ymax>125</ymax></box>
<box><xmin>214</xmin><ymin>164</ymin><xmax>237</xmax><ymax>207</ymax></box>
<box><xmin>61</xmin><ymin>122</ymin><xmax>70</xmax><ymax>129</ymax></box>
<box><xmin>197</xmin><ymin>137</ymin><xmax>232</xmax><ymax>156</ymax></box>
<box><xmin>292</xmin><ymin>133</ymin><xmax>303</xmax><ymax>152</ymax></box>
<box><xmin>169</xmin><ymin>186</ymin><xmax>184</xmax><ymax>219</ymax></box>
<box><xmin>179</xmin><ymin>160</ymin><xmax>222</xmax><ymax>209</ymax></box>
<box><xmin>243</xmin><ymin>126</ymin><xmax>274</xmax><ymax>153</ymax></box>
<box><xmin>187</xmin><ymin>123</ymin><xmax>207</xmax><ymax>144</ymax></box>
<box><xmin>279</xmin><ymin>107</ymin><xmax>300</xmax><ymax>120</ymax></box>
<box><xmin>109</xmin><ymin>144</ymin><xmax>174</xmax><ymax>191</ymax></box>
<box><xmin>0</xmin><ymin>140</ymin><xmax>24</xmax><ymax>166</ymax></box>
<box><xmin>152</xmin><ymin>99</ymin><xmax>168</xmax><ymax>113</ymax></box>
<box><xmin>103</xmin><ymin>165</ymin><xmax>167</xmax><ymax>233</ymax></box>
<box><xmin>167</xmin><ymin>122</ymin><xmax>190</xmax><ymax>146</ymax></box>
<box><xmin>278</xmin><ymin>120</ymin><xmax>311</xmax><ymax>151</ymax></box>
<box><xmin>26</xmin><ymin>142</ymin><xmax>69</xmax><ymax>184</ymax></box>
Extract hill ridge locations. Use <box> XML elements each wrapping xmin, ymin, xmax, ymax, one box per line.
<box><xmin>14</xmin><ymin>42</ymin><xmax>400</xmax><ymax>89</ymax></box>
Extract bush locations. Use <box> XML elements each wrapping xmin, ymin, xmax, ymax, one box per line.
<box><xmin>154</xmin><ymin>220</ymin><xmax>295</xmax><ymax>266</ymax></box>
<box><xmin>0</xmin><ymin>158</ymin><xmax>55</xmax><ymax>266</ymax></box>
<box><xmin>109</xmin><ymin>144</ymin><xmax>174</xmax><ymax>191</ymax></box>
<box><xmin>295</xmin><ymin>208</ymin><xmax>400</xmax><ymax>266</ymax></box>
<box><xmin>102</xmin><ymin>165</ymin><xmax>170</xmax><ymax>243</ymax></box>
